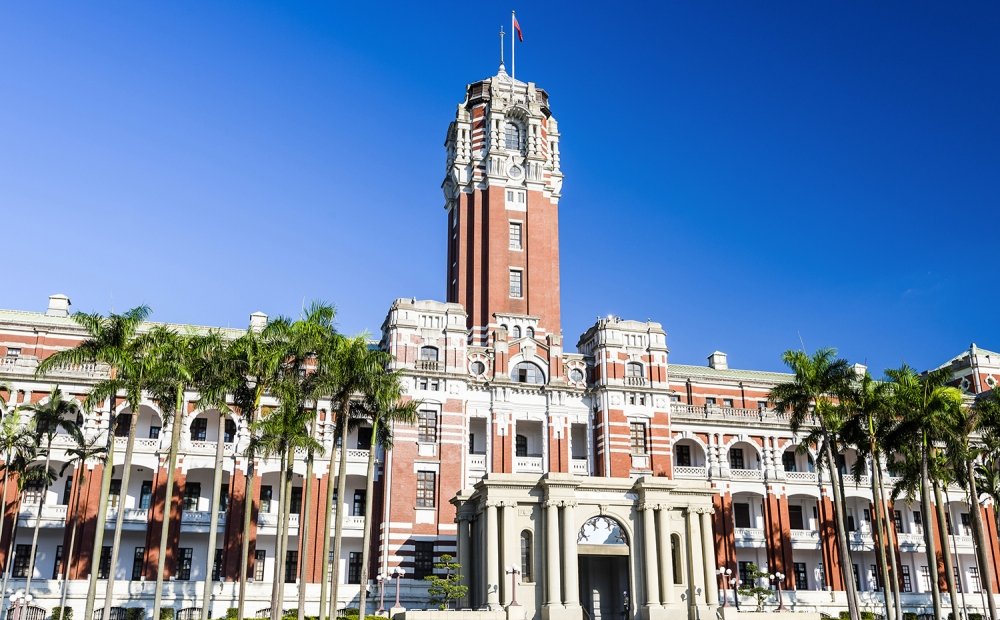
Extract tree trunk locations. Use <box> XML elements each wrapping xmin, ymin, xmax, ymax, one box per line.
<box><xmin>154</xmin><ymin>389</ymin><xmax>185</xmax><ymax>620</ymax></box>
<box><xmin>824</xmin><ymin>438</ymin><xmax>861</xmax><ymax>620</ymax></box>
<box><xmin>58</xmin><ymin>461</ymin><xmax>87</xmax><ymax>615</ymax></box>
<box><xmin>921</xmin><ymin>438</ymin><xmax>943</xmax><ymax>620</ymax></box>
<box><xmin>0</xmin><ymin>451</ymin><xmax>9</xmax><ymax>582</ymax></box>
<box><xmin>236</xmin><ymin>456</ymin><xmax>256</xmax><ymax>620</ymax></box>
<box><xmin>0</xmin><ymin>492</ymin><xmax>25</xmax><ymax>618</ymax></box>
<box><xmin>201</xmin><ymin>413</ymin><xmax>227</xmax><ymax>620</ymax></box>
<box><xmin>968</xmin><ymin>460</ymin><xmax>999</xmax><ymax>620</ymax></box>
<box><xmin>297</xmin><ymin>411</ymin><xmax>320</xmax><ymax>620</ymax></box>
<box><xmin>84</xmin><ymin>401</ymin><xmax>118</xmax><ymax>620</ymax></box>
<box><xmin>873</xmin><ymin>454</ymin><xmax>903</xmax><ymax>620</ymax></box>
<box><xmin>24</xmin><ymin>444</ymin><xmax>52</xmax><ymax>595</ymax></box>
<box><xmin>271</xmin><ymin>449</ymin><xmax>289</xmax><ymax>620</ymax></box>
<box><xmin>357</xmin><ymin>419</ymin><xmax>379</xmax><ymax>620</ymax></box>
<box><xmin>867</xmin><ymin>452</ymin><xmax>893</xmax><ymax>620</ymax></box>
<box><xmin>318</xmin><ymin>417</ymin><xmax>336</xmax><ymax>620</ymax></box>
<box><xmin>328</xmin><ymin>405</ymin><xmax>352</xmax><ymax>620</ymax></box>
<box><xmin>100</xmin><ymin>407</ymin><xmax>141</xmax><ymax>620</ymax></box>
<box><xmin>933</xmin><ymin>479</ymin><xmax>961</xmax><ymax>620</ymax></box>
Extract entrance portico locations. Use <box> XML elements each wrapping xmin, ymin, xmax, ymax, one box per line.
<box><xmin>453</xmin><ymin>473</ymin><xmax>719</xmax><ymax>620</ymax></box>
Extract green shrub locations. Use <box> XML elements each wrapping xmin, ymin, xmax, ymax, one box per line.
<box><xmin>970</xmin><ymin>615</ymin><xmax>984</xmax><ymax>620</ymax></box>
<box><xmin>860</xmin><ymin>612</ymin><xmax>877</xmax><ymax>620</ymax></box>
<box><xmin>903</xmin><ymin>614</ymin><xmax>918</xmax><ymax>620</ymax></box>
<box><xmin>52</xmin><ymin>607</ymin><xmax>73</xmax><ymax>620</ymax></box>
<box><xmin>160</xmin><ymin>609</ymin><xmax>175</xmax><ymax>620</ymax></box>
<box><xmin>225</xmin><ymin>609</ymin><xmax>239</xmax><ymax>620</ymax></box>
<box><xmin>125</xmin><ymin>609</ymin><xmax>144</xmax><ymax>620</ymax></box>
<box><xmin>839</xmin><ymin>612</ymin><xmax>851</xmax><ymax>620</ymax></box>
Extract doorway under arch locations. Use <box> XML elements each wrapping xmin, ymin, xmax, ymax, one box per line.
<box><xmin>578</xmin><ymin>515</ymin><xmax>631</xmax><ymax>620</ymax></box>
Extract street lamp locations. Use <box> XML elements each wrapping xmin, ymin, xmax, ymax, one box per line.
<box><xmin>376</xmin><ymin>573</ymin><xmax>386</xmax><ymax>614</ymax></box>
<box><xmin>717</xmin><ymin>567</ymin><xmax>732</xmax><ymax>607</ymax></box>
<box><xmin>9</xmin><ymin>591</ymin><xmax>32</xmax><ymax>620</ymax></box>
<box><xmin>729</xmin><ymin>578</ymin><xmax>740</xmax><ymax>611</ymax></box>
<box><xmin>506</xmin><ymin>565</ymin><xmax>521</xmax><ymax>607</ymax></box>
<box><xmin>771</xmin><ymin>572</ymin><xmax>786</xmax><ymax>611</ymax></box>
<box><xmin>393</xmin><ymin>567</ymin><xmax>406</xmax><ymax>609</ymax></box>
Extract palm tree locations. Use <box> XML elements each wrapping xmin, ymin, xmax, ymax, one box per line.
<box><xmin>841</xmin><ymin>372</ymin><xmax>902</xmax><ymax>620</ymax></box>
<box><xmin>770</xmin><ymin>348</ymin><xmax>861</xmax><ymax>620</ymax></box>
<box><xmin>0</xmin><ymin>412</ymin><xmax>37</xmax><ymax>620</ymax></box>
<box><xmin>887</xmin><ymin>366</ymin><xmax>963</xmax><ymax>620</ymax></box>
<box><xmin>56</xmin><ymin>432</ymin><xmax>108</xmax><ymax>618</ymax></box>
<box><xmin>355</xmin><ymin>368</ymin><xmax>417</xmax><ymax>620</ymax></box>
<box><xmin>16</xmin><ymin>388</ymin><xmax>83</xmax><ymax>597</ymax></box>
<box><xmin>36</xmin><ymin>305</ymin><xmax>151</xmax><ymax>620</ymax></box>
<box><xmin>320</xmin><ymin>336</ymin><xmax>392</xmax><ymax>620</ymax></box>
<box><xmin>230</xmin><ymin>317</ymin><xmax>293</xmax><ymax>620</ymax></box>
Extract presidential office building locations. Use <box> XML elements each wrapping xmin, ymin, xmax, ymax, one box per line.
<box><xmin>2</xmin><ymin>64</ymin><xmax>1000</xmax><ymax>620</ymax></box>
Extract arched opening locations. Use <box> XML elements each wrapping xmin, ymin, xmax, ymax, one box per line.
<box><xmin>671</xmin><ymin>533</ymin><xmax>683</xmax><ymax>584</ymax></box>
<box><xmin>419</xmin><ymin>346</ymin><xmax>439</xmax><ymax>361</ymax></box>
<box><xmin>512</xmin><ymin>325</ymin><xmax>522</xmax><ymax>339</ymax></box>
<box><xmin>672</xmin><ymin>438</ymin><xmax>706</xmax><ymax>475</ymax></box>
<box><xmin>520</xmin><ymin>530</ymin><xmax>533</xmax><ymax>582</ymax></box>
<box><xmin>577</xmin><ymin>515</ymin><xmax>631</xmax><ymax>620</ymax></box>
<box><xmin>511</xmin><ymin>361</ymin><xmax>544</xmax><ymax>384</ymax></box>
<box><xmin>504</xmin><ymin>121</ymin><xmax>522</xmax><ymax>151</ymax></box>
<box><xmin>526</xmin><ymin>327</ymin><xmax>535</xmax><ymax>339</ymax></box>
<box><xmin>625</xmin><ymin>362</ymin><xmax>643</xmax><ymax>378</ymax></box>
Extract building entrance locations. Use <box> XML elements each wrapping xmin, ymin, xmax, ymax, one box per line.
<box><xmin>580</xmin><ymin>555</ymin><xmax>630</xmax><ymax>620</ymax></box>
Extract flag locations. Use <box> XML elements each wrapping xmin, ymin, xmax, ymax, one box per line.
<box><xmin>513</xmin><ymin>15</ymin><xmax>523</xmax><ymax>42</ymax></box>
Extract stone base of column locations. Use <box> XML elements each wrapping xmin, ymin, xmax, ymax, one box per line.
<box><xmin>390</xmin><ymin>606</ymin><xmax>407</xmax><ymax>620</ymax></box>
<box><xmin>641</xmin><ymin>604</ymin><xmax>670</xmax><ymax>620</ymax></box>
<box><xmin>506</xmin><ymin>605</ymin><xmax>527</xmax><ymax>620</ymax></box>
<box><xmin>541</xmin><ymin>604</ymin><xmax>582</xmax><ymax>620</ymax></box>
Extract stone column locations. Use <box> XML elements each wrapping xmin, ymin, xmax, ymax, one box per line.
<box><xmin>642</xmin><ymin>505</ymin><xmax>661</xmax><ymax>607</ymax></box>
<box><xmin>545</xmin><ymin>501</ymin><xmax>562</xmax><ymax>606</ymax></box>
<box><xmin>457</xmin><ymin>514</ymin><xmax>472</xmax><ymax>603</ymax></box>
<box><xmin>502</xmin><ymin>502</ymin><xmax>517</xmax><ymax>605</ymax></box>
<box><xmin>657</xmin><ymin>507</ymin><xmax>674</xmax><ymax>605</ymax></box>
<box><xmin>700</xmin><ymin>509</ymin><xmax>719</xmax><ymax>607</ymax></box>
<box><xmin>562</xmin><ymin>502</ymin><xmax>580</xmax><ymax>608</ymax></box>
<box><xmin>487</xmin><ymin>502</ymin><xmax>501</xmax><ymax>609</ymax></box>
<box><xmin>684</xmin><ymin>508</ymin><xmax>696</xmax><ymax>620</ymax></box>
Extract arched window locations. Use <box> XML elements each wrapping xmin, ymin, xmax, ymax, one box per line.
<box><xmin>512</xmin><ymin>326</ymin><xmax>522</xmax><ymax>339</ymax></box>
<box><xmin>520</xmin><ymin>531</ymin><xmax>534</xmax><ymax>582</ymax></box>
<box><xmin>626</xmin><ymin>362</ymin><xmax>643</xmax><ymax>378</ymax></box>
<box><xmin>419</xmin><ymin>346</ymin><xmax>439</xmax><ymax>361</ymax></box>
<box><xmin>224</xmin><ymin>419</ymin><xmax>237</xmax><ymax>443</ymax></box>
<box><xmin>526</xmin><ymin>327</ymin><xmax>535</xmax><ymax>339</ymax></box>
<box><xmin>504</xmin><ymin>121</ymin><xmax>522</xmax><ymax>151</ymax></box>
<box><xmin>671</xmin><ymin>533</ymin><xmax>682</xmax><ymax>584</ymax></box>
<box><xmin>511</xmin><ymin>362</ymin><xmax>544</xmax><ymax>384</ymax></box>
<box><xmin>516</xmin><ymin>434</ymin><xmax>528</xmax><ymax>457</ymax></box>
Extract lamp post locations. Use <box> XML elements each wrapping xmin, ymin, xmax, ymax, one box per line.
<box><xmin>376</xmin><ymin>573</ymin><xmax>386</xmax><ymax>614</ymax></box>
<box><xmin>393</xmin><ymin>567</ymin><xmax>406</xmax><ymax>609</ymax></box>
<box><xmin>717</xmin><ymin>567</ymin><xmax>732</xmax><ymax>607</ymax></box>
<box><xmin>771</xmin><ymin>572</ymin><xmax>786</xmax><ymax>611</ymax></box>
<box><xmin>506</xmin><ymin>565</ymin><xmax>521</xmax><ymax>606</ymax></box>
<box><xmin>729</xmin><ymin>579</ymin><xmax>740</xmax><ymax>611</ymax></box>
<box><xmin>10</xmin><ymin>591</ymin><xmax>32</xmax><ymax>620</ymax></box>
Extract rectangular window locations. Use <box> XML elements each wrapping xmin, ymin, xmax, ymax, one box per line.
<box><xmin>669</xmin><ymin>394</ymin><xmax>681</xmax><ymax>402</ymax></box>
<box><xmin>520</xmin><ymin>533</ymin><xmax>533</xmax><ymax>582</ymax></box>
<box><xmin>348</xmin><ymin>552</ymin><xmax>363</xmax><ymax>584</ymax></box>
<box><xmin>509</xmin><ymin>270</ymin><xmax>523</xmax><ymax>298</ymax></box>
<box><xmin>191</xmin><ymin>418</ymin><xmax>208</xmax><ymax>441</ymax></box>
<box><xmin>108</xmin><ymin>479</ymin><xmax>122</xmax><ymax>510</ymax></box>
<box><xmin>629</xmin><ymin>422</ymin><xmax>647</xmax><ymax>455</ymax></box>
<box><xmin>183</xmin><ymin>482</ymin><xmax>201</xmax><ymax>511</ymax></box>
<box><xmin>852</xmin><ymin>563</ymin><xmax>861</xmax><ymax>591</ymax></box>
<box><xmin>738</xmin><ymin>562</ymin><xmax>753</xmax><ymax>587</ymax></box>
<box><xmin>356</xmin><ymin>427</ymin><xmax>373</xmax><ymax>450</ymax></box>
<box><xmin>913</xmin><ymin>510</ymin><xmax>923</xmax><ymax>533</ymax></box>
<box><xmin>953</xmin><ymin>567</ymin><xmax>963</xmax><ymax>593</ymax></box>
<box><xmin>793</xmin><ymin>562</ymin><xmax>808</xmax><ymax>591</ymax></box>
<box><xmin>676</xmin><ymin>445</ymin><xmax>691</xmax><ymax>467</ymax></box>
<box><xmin>224</xmin><ymin>419</ymin><xmax>236</xmax><ymax>443</ymax></box>
<box><xmin>413</xmin><ymin>541</ymin><xmax>434</xmax><ymax>579</ymax></box>
<box><xmin>505</xmin><ymin>189</ymin><xmax>526</xmax><ymax>208</ymax></box>
<box><xmin>285</xmin><ymin>550</ymin><xmax>298</xmax><ymax>583</ymax></box>
<box><xmin>757</xmin><ymin>400</ymin><xmax>768</xmax><ymax>410</ymax></box>
<box><xmin>788</xmin><ymin>505</ymin><xmax>805</xmax><ymax>530</ymax></box>
<box><xmin>970</xmin><ymin>566</ymin><xmax>982</xmax><ymax>593</ymax></box>
<box><xmin>945</xmin><ymin>513</ymin><xmax>953</xmax><ymax>535</ymax></box>
<box><xmin>53</xmin><ymin>545</ymin><xmax>64</xmax><ymax>579</ymax></box>
<box><xmin>782</xmin><ymin>451</ymin><xmax>797</xmax><ymax>472</ymax></box>
<box><xmin>290</xmin><ymin>486</ymin><xmax>302</xmax><ymax>515</ymax></box>
<box><xmin>178</xmin><ymin>548</ymin><xmax>193</xmax><ymax>580</ymax></box>
<box><xmin>254</xmin><ymin>550</ymin><xmax>266</xmax><ymax>582</ymax></box>
<box><xmin>901</xmin><ymin>565</ymin><xmax>912</xmax><ymax>593</ymax></box>
<box><xmin>139</xmin><ymin>480</ymin><xmax>153</xmax><ymax>510</ymax></box>
<box><xmin>98</xmin><ymin>545</ymin><xmax>112</xmax><ymax>579</ymax></box>
<box><xmin>416</xmin><ymin>471</ymin><xmax>436</xmax><ymax>508</ymax></box>
<box><xmin>114</xmin><ymin>413</ymin><xmax>132</xmax><ymax>438</ymax></box>
<box><xmin>149</xmin><ymin>425</ymin><xmax>161</xmax><ymax>439</ymax></box>
<box><xmin>733</xmin><ymin>503</ymin><xmax>751</xmax><ymax>528</ymax></box>
<box><xmin>260</xmin><ymin>485</ymin><xmax>273</xmax><ymax>513</ymax></box>
<box><xmin>5</xmin><ymin>348</ymin><xmax>21</xmax><ymax>358</ymax></box>
<box><xmin>893</xmin><ymin>510</ymin><xmax>903</xmax><ymax>533</ymax></box>
<box><xmin>729</xmin><ymin>448</ymin><xmax>745</xmax><ymax>470</ymax></box>
<box><xmin>15</xmin><ymin>544</ymin><xmax>35</xmax><ymax>578</ymax></box>
<box><xmin>722</xmin><ymin>398</ymin><xmax>734</xmax><ymax>408</ymax></box>
<box><xmin>352</xmin><ymin>489</ymin><xmax>366</xmax><ymax>517</ymax></box>
<box><xmin>220</xmin><ymin>483</ymin><xmax>230</xmax><ymax>512</ymax></box>
<box><xmin>961</xmin><ymin>512</ymin><xmax>971</xmax><ymax>536</ymax></box>
<box><xmin>418</xmin><ymin>410</ymin><xmax>438</xmax><ymax>443</ymax></box>
<box><xmin>62</xmin><ymin>476</ymin><xmax>73</xmax><ymax>505</ymax></box>
<box><xmin>870</xmin><ymin>564</ymin><xmax>882</xmax><ymax>591</ymax></box>
<box><xmin>515</xmin><ymin>434</ymin><xmax>528</xmax><ymax>457</ymax></box>
<box><xmin>212</xmin><ymin>549</ymin><xmax>224</xmax><ymax>581</ymax></box>
<box><xmin>22</xmin><ymin>481</ymin><xmax>44</xmax><ymax>506</ymax></box>
<box><xmin>131</xmin><ymin>547</ymin><xmax>145</xmax><ymax>581</ymax></box>
<box><xmin>509</xmin><ymin>222</ymin><xmax>523</xmax><ymax>250</ymax></box>
<box><xmin>920</xmin><ymin>565</ymin><xmax>931</xmax><ymax>592</ymax></box>
<box><xmin>705</xmin><ymin>397</ymin><xmax>717</xmax><ymax>406</ymax></box>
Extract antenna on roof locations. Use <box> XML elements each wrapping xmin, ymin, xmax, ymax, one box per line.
<box><xmin>797</xmin><ymin>330</ymin><xmax>806</xmax><ymax>352</ymax></box>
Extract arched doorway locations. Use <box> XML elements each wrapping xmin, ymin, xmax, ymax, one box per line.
<box><xmin>578</xmin><ymin>515</ymin><xmax>631</xmax><ymax>620</ymax></box>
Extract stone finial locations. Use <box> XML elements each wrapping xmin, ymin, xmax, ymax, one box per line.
<box><xmin>46</xmin><ymin>294</ymin><xmax>71</xmax><ymax>317</ymax></box>
<box><xmin>249</xmin><ymin>311</ymin><xmax>268</xmax><ymax>332</ymax></box>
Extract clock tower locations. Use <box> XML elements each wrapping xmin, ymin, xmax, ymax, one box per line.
<box><xmin>443</xmin><ymin>65</ymin><xmax>564</xmax><ymax>345</ymax></box>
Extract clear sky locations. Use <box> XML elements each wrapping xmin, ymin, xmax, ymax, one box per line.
<box><xmin>2</xmin><ymin>2</ymin><xmax>998</xmax><ymax>375</ymax></box>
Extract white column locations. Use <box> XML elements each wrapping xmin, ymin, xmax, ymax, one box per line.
<box><xmin>684</xmin><ymin>508</ymin><xmax>697</xmax><ymax>620</ymax></box>
<box><xmin>502</xmin><ymin>502</ymin><xmax>516</xmax><ymax>605</ymax></box>
<box><xmin>700</xmin><ymin>509</ymin><xmax>719</xmax><ymax>607</ymax></box>
<box><xmin>562</xmin><ymin>502</ymin><xmax>580</xmax><ymax>607</ymax></box>
<box><xmin>545</xmin><ymin>501</ymin><xmax>562</xmax><ymax>606</ymax></box>
<box><xmin>487</xmin><ymin>502</ymin><xmax>500</xmax><ymax>609</ymax></box>
<box><xmin>643</xmin><ymin>505</ymin><xmax>661</xmax><ymax>607</ymax></box>
<box><xmin>657</xmin><ymin>507</ymin><xmax>674</xmax><ymax>605</ymax></box>
<box><xmin>457</xmin><ymin>514</ymin><xmax>472</xmax><ymax>604</ymax></box>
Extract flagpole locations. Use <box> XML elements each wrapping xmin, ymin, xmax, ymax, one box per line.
<box><xmin>511</xmin><ymin>10</ymin><xmax>516</xmax><ymax>81</ymax></box>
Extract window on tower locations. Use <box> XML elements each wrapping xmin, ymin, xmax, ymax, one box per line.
<box><xmin>504</xmin><ymin>121</ymin><xmax>522</xmax><ymax>151</ymax></box>
<box><xmin>509</xmin><ymin>269</ymin><xmax>523</xmax><ymax>298</ymax></box>
<box><xmin>509</xmin><ymin>221</ymin><xmax>522</xmax><ymax>249</ymax></box>
<box><xmin>511</xmin><ymin>362</ymin><xmax>544</xmax><ymax>384</ymax></box>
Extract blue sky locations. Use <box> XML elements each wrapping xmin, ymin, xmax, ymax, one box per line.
<box><xmin>2</xmin><ymin>2</ymin><xmax>998</xmax><ymax>374</ymax></box>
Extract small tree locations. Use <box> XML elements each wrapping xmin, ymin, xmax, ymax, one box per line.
<box><xmin>736</xmin><ymin>563</ymin><xmax>773</xmax><ymax>612</ymax></box>
<box><xmin>424</xmin><ymin>554</ymin><xmax>469</xmax><ymax>611</ymax></box>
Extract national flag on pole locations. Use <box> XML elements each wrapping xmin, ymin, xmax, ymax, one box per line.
<box><xmin>513</xmin><ymin>15</ymin><xmax>523</xmax><ymax>42</ymax></box>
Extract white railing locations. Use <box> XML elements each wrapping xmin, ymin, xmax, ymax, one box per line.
<box><xmin>571</xmin><ymin>459</ymin><xmax>589</xmax><ymax>475</ymax></box>
<box><xmin>343</xmin><ymin>515</ymin><xmax>365</xmax><ymax>529</ymax></box>
<box><xmin>730</xmin><ymin>468</ymin><xmax>763</xmax><ymax>481</ymax></box>
<box><xmin>181</xmin><ymin>510</ymin><xmax>226</xmax><ymax>525</ymax></box>
<box><xmin>42</xmin><ymin>361</ymin><xmax>109</xmax><ymax>378</ymax></box>
<box><xmin>897</xmin><ymin>533</ymin><xmax>924</xmax><ymax>547</ymax></box>
<box><xmin>112</xmin><ymin>437</ymin><xmax>159</xmax><ymax>452</ymax></box>
<box><xmin>673</xmin><ymin>466</ymin><xmax>707</xmax><ymax>478</ymax></box>
<box><xmin>734</xmin><ymin>527</ymin><xmax>765</xmax><ymax>542</ymax></box>
<box><xmin>257</xmin><ymin>512</ymin><xmax>300</xmax><ymax>528</ymax></box>
<box><xmin>467</xmin><ymin>454</ymin><xmax>487</xmax><ymax>470</ymax></box>
<box><xmin>103</xmin><ymin>507</ymin><xmax>149</xmax><ymax>522</ymax></box>
<box><xmin>789</xmin><ymin>529</ymin><xmax>820</xmax><ymax>542</ymax></box>
<box><xmin>188</xmin><ymin>440</ymin><xmax>235</xmax><ymax>456</ymax></box>
<box><xmin>785</xmin><ymin>471</ymin><xmax>818</xmax><ymax>483</ymax></box>
<box><xmin>515</xmin><ymin>456</ymin><xmax>543</xmax><ymax>473</ymax></box>
<box><xmin>19</xmin><ymin>504</ymin><xmax>68</xmax><ymax>521</ymax></box>
<box><xmin>670</xmin><ymin>403</ymin><xmax>790</xmax><ymax>423</ymax></box>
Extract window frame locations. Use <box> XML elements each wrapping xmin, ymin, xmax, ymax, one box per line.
<box><xmin>416</xmin><ymin>471</ymin><xmax>436</xmax><ymax>508</ymax></box>
<box><xmin>509</xmin><ymin>269</ymin><xmax>523</xmax><ymax>299</ymax></box>
<box><xmin>417</xmin><ymin>410</ymin><xmax>438</xmax><ymax>444</ymax></box>
<box><xmin>629</xmin><ymin>422</ymin><xmax>648</xmax><ymax>456</ymax></box>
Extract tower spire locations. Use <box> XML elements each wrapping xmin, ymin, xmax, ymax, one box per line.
<box><xmin>498</xmin><ymin>25</ymin><xmax>506</xmax><ymax>73</ymax></box>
